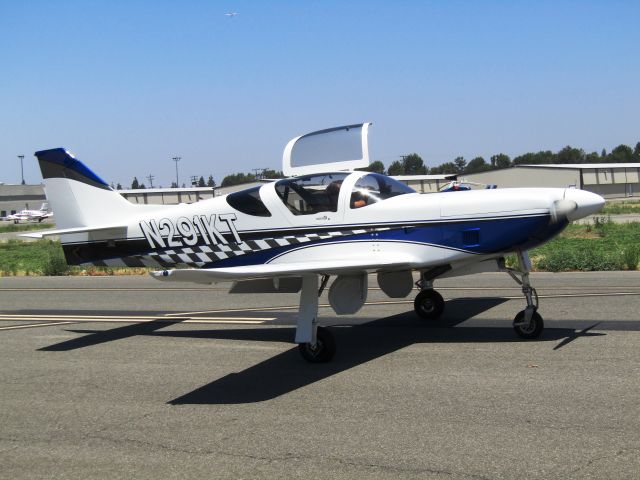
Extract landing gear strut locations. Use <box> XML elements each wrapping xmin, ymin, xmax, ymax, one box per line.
<box><xmin>295</xmin><ymin>275</ymin><xmax>336</xmax><ymax>362</ymax></box>
<box><xmin>507</xmin><ymin>251</ymin><xmax>544</xmax><ymax>339</ymax></box>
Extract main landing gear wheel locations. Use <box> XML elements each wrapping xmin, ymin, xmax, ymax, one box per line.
<box><xmin>414</xmin><ymin>289</ymin><xmax>445</xmax><ymax>320</ymax></box>
<box><xmin>298</xmin><ymin>326</ymin><xmax>336</xmax><ymax>363</ymax></box>
<box><xmin>513</xmin><ymin>310</ymin><xmax>544</xmax><ymax>339</ymax></box>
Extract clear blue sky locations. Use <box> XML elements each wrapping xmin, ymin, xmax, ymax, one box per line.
<box><xmin>2</xmin><ymin>0</ymin><xmax>639</xmax><ymax>187</ymax></box>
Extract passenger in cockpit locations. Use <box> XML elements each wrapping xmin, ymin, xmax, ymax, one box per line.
<box><xmin>326</xmin><ymin>180</ymin><xmax>343</xmax><ymax>211</ymax></box>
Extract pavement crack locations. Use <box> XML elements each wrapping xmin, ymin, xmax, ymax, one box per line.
<box><xmin>565</xmin><ymin>447</ymin><xmax>640</xmax><ymax>476</ymax></box>
<box><xmin>331</xmin><ymin>457</ymin><xmax>492</xmax><ymax>478</ymax></box>
<box><xmin>81</xmin><ymin>433</ymin><xmax>490</xmax><ymax>478</ymax></box>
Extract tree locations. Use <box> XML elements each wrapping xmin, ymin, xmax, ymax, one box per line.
<box><xmin>584</xmin><ymin>151</ymin><xmax>600</xmax><ymax>163</ymax></box>
<box><xmin>359</xmin><ymin>160</ymin><xmax>385</xmax><ymax>174</ymax></box>
<box><xmin>116</xmin><ymin>183</ymin><xmax>122</xmax><ymax>190</ymax></box>
<box><xmin>131</xmin><ymin>177</ymin><xmax>139</xmax><ymax>189</ymax></box>
<box><xmin>556</xmin><ymin>146</ymin><xmax>585</xmax><ymax>164</ymax></box>
<box><xmin>609</xmin><ymin>144</ymin><xmax>634</xmax><ymax>163</ymax></box>
<box><xmin>207</xmin><ymin>175</ymin><xmax>216</xmax><ymax>187</ymax></box>
<box><xmin>465</xmin><ymin>157</ymin><xmax>489</xmax><ymax>174</ymax></box>
<box><xmin>402</xmin><ymin>154</ymin><xmax>427</xmax><ymax>175</ymax></box>
<box><xmin>387</xmin><ymin>160</ymin><xmax>404</xmax><ymax>176</ymax></box>
<box><xmin>431</xmin><ymin>162</ymin><xmax>458</xmax><ymax>174</ymax></box>
<box><xmin>221</xmin><ymin>172</ymin><xmax>257</xmax><ymax>187</ymax></box>
<box><xmin>453</xmin><ymin>157</ymin><xmax>466</xmax><ymax>174</ymax></box>
<box><xmin>139</xmin><ymin>183</ymin><xmax>146</xmax><ymax>189</ymax></box>
<box><xmin>634</xmin><ymin>142</ymin><xmax>640</xmax><ymax>162</ymax></box>
<box><xmin>197</xmin><ymin>176</ymin><xmax>205</xmax><ymax>187</ymax></box>
<box><xmin>513</xmin><ymin>151</ymin><xmax>555</xmax><ymax>165</ymax></box>
<box><xmin>170</xmin><ymin>181</ymin><xmax>178</xmax><ymax>188</ymax></box>
<box><xmin>262</xmin><ymin>169</ymin><xmax>283</xmax><ymax>179</ymax></box>
<box><xmin>490</xmin><ymin>153</ymin><xmax>511</xmax><ymax>169</ymax></box>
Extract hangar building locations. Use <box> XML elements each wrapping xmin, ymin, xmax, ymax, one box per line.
<box><xmin>0</xmin><ymin>184</ymin><xmax>47</xmax><ymax>219</ymax></box>
<box><xmin>464</xmin><ymin>163</ymin><xmax>640</xmax><ymax>198</ymax></box>
<box><xmin>390</xmin><ymin>174</ymin><xmax>457</xmax><ymax>193</ymax></box>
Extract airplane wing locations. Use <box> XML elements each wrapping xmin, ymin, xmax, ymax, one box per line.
<box><xmin>151</xmin><ymin>257</ymin><xmax>419</xmax><ymax>284</ymax></box>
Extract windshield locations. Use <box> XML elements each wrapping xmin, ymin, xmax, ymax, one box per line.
<box><xmin>350</xmin><ymin>173</ymin><xmax>416</xmax><ymax>209</ymax></box>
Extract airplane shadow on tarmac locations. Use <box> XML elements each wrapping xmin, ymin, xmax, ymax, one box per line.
<box><xmin>39</xmin><ymin>298</ymin><xmax>606</xmax><ymax>404</ymax></box>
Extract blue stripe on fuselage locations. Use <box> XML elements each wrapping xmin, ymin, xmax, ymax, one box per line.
<box><xmin>205</xmin><ymin>214</ymin><xmax>565</xmax><ymax>268</ymax></box>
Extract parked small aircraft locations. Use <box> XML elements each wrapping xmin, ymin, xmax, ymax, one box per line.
<box><xmin>26</xmin><ymin>124</ymin><xmax>604</xmax><ymax>362</ymax></box>
<box><xmin>439</xmin><ymin>180</ymin><xmax>497</xmax><ymax>192</ymax></box>
<box><xmin>7</xmin><ymin>203</ymin><xmax>53</xmax><ymax>223</ymax></box>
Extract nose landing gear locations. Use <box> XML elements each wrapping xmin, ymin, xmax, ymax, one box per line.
<box><xmin>508</xmin><ymin>251</ymin><xmax>544</xmax><ymax>339</ymax></box>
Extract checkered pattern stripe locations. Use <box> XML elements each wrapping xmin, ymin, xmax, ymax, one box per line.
<box><xmin>87</xmin><ymin>227</ymin><xmax>390</xmax><ymax>268</ymax></box>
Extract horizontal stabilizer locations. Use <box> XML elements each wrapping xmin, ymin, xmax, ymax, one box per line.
<box><xmin>20</xmin><ymin>224</ymin><xmax>127</xmax><ymax>239</ymax></box>
<box><xmin>151</xmin><ymin>257</ymin><xmax>417</xmax><ymax>284</ymax></box>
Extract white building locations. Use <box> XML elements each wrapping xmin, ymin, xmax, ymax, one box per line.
<box><xmin>465</xmin><ymin>163</ymin><xmax>640</xmax><ymax>198</ymax></box>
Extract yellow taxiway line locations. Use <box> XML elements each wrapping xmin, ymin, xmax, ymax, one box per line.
<box><xmin>0</xmin><ymin>314</ymin><xmax>274</xmax><ymax>325</ymax></box>
<box><xmin>0</xmin><ymin>321</ymin><xmax>76</xmax><ymax>331</ymax></box>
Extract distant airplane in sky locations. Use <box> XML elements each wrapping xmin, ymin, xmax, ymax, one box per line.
<box><xmin>224</xmin><ymin>12</ymin><xmax>239</xmax><ymax>18</ymax></box>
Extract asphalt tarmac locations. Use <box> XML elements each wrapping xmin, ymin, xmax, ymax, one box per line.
<box><xmin>1</xmin><ymin>272</ymin><xmax>639</xmax><ymax>479</ymax></box>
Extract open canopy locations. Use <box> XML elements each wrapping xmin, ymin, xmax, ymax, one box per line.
<box><xmin>282</xmin><ymin>123</ymin><xmax>371</xmax><ymax>177</ymax></box>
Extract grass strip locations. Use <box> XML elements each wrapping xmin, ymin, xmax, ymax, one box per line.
<box><xmin>601</xmin><ymin>200</ymin><xmax>640</xmax><ymax>215</ymax></box>
<box><xmin>0</xmin><ymin>223</ymin><xmax>55</xmax><ymax>233</ymax></box>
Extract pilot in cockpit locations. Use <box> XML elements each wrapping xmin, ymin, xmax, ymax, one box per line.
<box><xmin>351</xmin><ymin>189</ymin><xmax>371</xmax><ymax>208</ymax></box>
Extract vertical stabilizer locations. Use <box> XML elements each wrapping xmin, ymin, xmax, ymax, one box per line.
<box><xmin>34</xmin><ymin>148</ymin><xmax>136</xmax><ymax>229</ymax></box>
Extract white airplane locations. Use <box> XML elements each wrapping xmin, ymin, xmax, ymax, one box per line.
<box><xmin>25</xmin><ymin>123</ymin><xmax>605</xmax><ymax>362</ymax></box>
<box><xmin>7</xmin><ymin>202</ymin><xmax>53</xmax><ymax>223</ymax></box>
<box><xmin>224</xmin><ymin>12</ymin><xmax>239</xmax><ymax>17</ymax></box>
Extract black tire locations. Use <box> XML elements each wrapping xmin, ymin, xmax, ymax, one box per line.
<box><xmin>414</xmin><ymin>289</ymin><xmax>445</xmax><ymax>320</ymax></box>
<box><xmin>298</xmin><ymin>326</ymin><xmax>336</xmax><ymax>363</ymax></box>
<box><xmin>513</xmin><ymin>310</ymin><xmax>544</xmax><ymax>339</ymax></box>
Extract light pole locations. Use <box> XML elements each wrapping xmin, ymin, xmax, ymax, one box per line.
<box><xmin>17</xmin><ymin>155</ymin><xmax>25</xmax><ymax>185</ymax></box>
<box><xmin>172</xmin><ymin>156</ymin><xmax>181</xmax><ymax>188</ymax></box>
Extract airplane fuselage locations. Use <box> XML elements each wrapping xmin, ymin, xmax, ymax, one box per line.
<box><xmin>55</xmin><ymin>171</ymin><xmax>601</xmax><ymax>271</ymax></box>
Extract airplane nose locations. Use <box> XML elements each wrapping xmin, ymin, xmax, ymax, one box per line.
<box><xmin>563</xmin><ymin>188</ymin><xmax>605</xmax><ymax>221</ymax></box>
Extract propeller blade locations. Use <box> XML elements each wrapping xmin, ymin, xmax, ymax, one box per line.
<box><xmin>550</xmin><ymin>198</ymin><xmax>578</xmax><ymax>224</ymax></box>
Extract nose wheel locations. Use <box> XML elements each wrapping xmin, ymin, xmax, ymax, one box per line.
<box><xmin>513</xmin><ymin>309</ymin><xmax>544</xmax><ymax>339</ymax></box>
<box><xmin>414</xmin><ymin>289</ymin><xmax>445</xmax><ymax>320</ymax></box>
